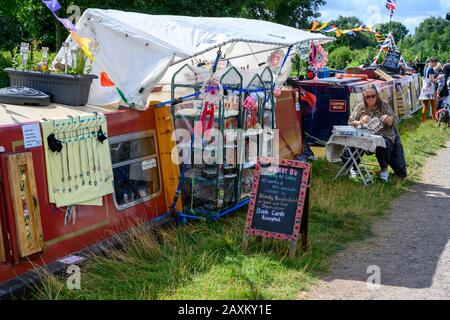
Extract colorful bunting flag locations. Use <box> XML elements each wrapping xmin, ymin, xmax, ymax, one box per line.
<box><xmin>42</xmin><ymin>0</ymin><xmax>61</xmax><ymax>12</ymax></box>
<box><xmin>310</xmin><ymin>21</ymin><xmax>320</xmax><ymax>31</ymax></box>
<box><xmin>386</xmin><ymin>0</ymin><xmax>397</xmax><ymax>16</ymax></box>
<box><xmin>70</xmin><ymin>31</ymin><xmax>95</xmax><ymax>63</ymax></box>
<box><xmin>100</xmin><ymin>72</ymin><xmax>115</xmax><ymax>87</ymax></box>
<box><xmin>309</xmin><ymin>21</ymin><xmax>388</xmax><ymax>47</ymax></box>
<box><xmin>57</xmin><ymin>17</ymin><xmax>76</xmax><ymax>32</ymax></box>
<box><xmin>99</xmin><ymin>72</ymin><xmax>129</xmax><ymax>105</ymax></box>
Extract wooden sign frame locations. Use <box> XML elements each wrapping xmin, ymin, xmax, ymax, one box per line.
<box><xmin>0</xmin><ymin>218</ymin><xmax>5</xmax><ymax>263</ymax></box>
<box><xmin>243</xmin><ymin>157</ymin><xmax>311</xmax><ymax>257</ymax></box>
<box><xmin>7</xmin><ymin>152</ymin><xmax>44</xmax><ymax>258</ymax></box>
<box><xmin>382</xmin><ymin>49</ymin><xmax>402</xmax><ymax>72</ymax></box>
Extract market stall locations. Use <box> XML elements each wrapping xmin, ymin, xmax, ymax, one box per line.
<box><xmin>0</xmin><ymin>7</ymin><xmax>332</xmax><ymax>292</ymax></box>
<box><xmin>288</xmin><ymin>71</ymin><xmax>422</xmax><ymax>145</ymax></box>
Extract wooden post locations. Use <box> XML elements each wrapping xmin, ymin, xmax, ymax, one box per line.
<box><xmin>300</xmin><ymin>180</ymin><xmax>311</xmax><ymax>252</ymax></box>
<box><xmin>289</xmin><ymin>239</ymin><xmax>298</xmax><ymax>258</ymax></box>
<box><xmin>0</xmin><ymin>218</ymin><xmax>5</xmax><ymax>263</ymax></box>
<box><xmin>242</xmin><ymin>232</ymin><xmax>250</xmax><ymax>252</ymax></box>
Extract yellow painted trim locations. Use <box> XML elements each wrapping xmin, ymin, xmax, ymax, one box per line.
<box><xmin>44</xmin><ymin>217</ymin><xmax>109</xmax><ymax>248</ymax></box>
<box><xmin>12</xmin><ymin>140</ymin><xmax>24</xmax><ymax>152</ymax></box>
<box><xmin>45</xmin><ymin>198</ymin><xmax>111</xmax><ymax>247</ymax></box>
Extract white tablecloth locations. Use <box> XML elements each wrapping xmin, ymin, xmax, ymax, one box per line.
<box><xmin>326</xmin><ymin>134</ymin><xmax>387</xmax><ymax>163</ymax></box>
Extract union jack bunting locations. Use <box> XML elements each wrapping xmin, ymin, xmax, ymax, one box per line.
<box><xmin>386</xmin><ymin>0</ymin><xmax>397</xmax><ymax>15</ymax></box>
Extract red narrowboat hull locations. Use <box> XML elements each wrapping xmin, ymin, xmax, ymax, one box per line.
<box><xmin>0</xmin><ymin>107</ymin><xmax>169</xmax><ymax>286</ymax></box>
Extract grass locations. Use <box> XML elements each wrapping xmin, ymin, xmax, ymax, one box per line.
<box><xmin>31</xmin><ymin>114</ymin><xmax>450</xmax><ymax>300</ymax></box>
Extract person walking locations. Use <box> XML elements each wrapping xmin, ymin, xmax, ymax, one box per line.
<box><xmin>420</xmin><ymin>57</ymin><xmax>439</xmax><ymax>122</ymax></box>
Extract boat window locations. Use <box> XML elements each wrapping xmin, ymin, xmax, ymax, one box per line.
<box><xmin>109</xmin><ymin>131</ymin><xmax>161</xmax><ymax>210</ymax></box>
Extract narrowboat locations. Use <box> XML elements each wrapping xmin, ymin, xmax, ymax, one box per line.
<box><xmin>0</xmin><ymin>9</ymin><xmax>332</xmax><ymax>297</ymax></box>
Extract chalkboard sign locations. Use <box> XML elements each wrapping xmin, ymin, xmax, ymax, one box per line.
<box><xmin>383</xmin><ymin>50</ymin><xmax>402</xmax><ymax>72</ymax></box>
<box><xmin>243</xmin><ymin>158</ymin><xmax>311</xmax><ymax>257</ymax></box>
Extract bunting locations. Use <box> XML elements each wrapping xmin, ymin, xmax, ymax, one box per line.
<box><xmin>40</xmin><ymin>0</ymin><xmax>95</xmax><ymax>62</ymax></box>
<box><xmin>100</xmin><ymin>72</ymin><xmax>130</xmax><ymax>105</ymax></box>
<box><xmin>69</xmin><ymin>31</ymin><xmax>95</xmax><ymax>63</ymax></box>
<box><xmin>308</xmin><ymin>21</ymin><xmax>387</xmax><ymax>46</ymax></box>
<box><xmin>386</xmin><ymin>0</ymin><xmax>397</xmax><ymax>17</ymax></box>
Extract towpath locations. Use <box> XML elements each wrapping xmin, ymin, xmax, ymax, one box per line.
<box><xmin>301</xmin><ymin>139</ymin><xmax>450</xmax><ymax>300</ymax></box>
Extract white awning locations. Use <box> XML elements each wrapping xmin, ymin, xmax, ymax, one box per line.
<box><xmin>55</xmin><ymin>9</ymin><xmax>334</xmax><ymax>109</ymax></box>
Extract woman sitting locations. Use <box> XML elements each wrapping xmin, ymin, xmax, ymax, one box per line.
<box><xmin>348</xmin><ymin>85</ymin><xmax>407</xmax><ymax>182</ymax></box>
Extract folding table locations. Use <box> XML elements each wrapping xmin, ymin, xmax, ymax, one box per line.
<box><xmin>326</xmin><ymin>133</ymin><xmax>387</xmax><ymax>186</ymax></box>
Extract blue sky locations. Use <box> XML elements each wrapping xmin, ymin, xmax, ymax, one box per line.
<box><xmin>319</xmin><ymin>0</ymin><xmax>450</xmax><ymax>34</ymax></box>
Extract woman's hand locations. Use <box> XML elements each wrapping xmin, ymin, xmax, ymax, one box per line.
<box><xmin>381</xmin><ymin>115</ymin><xmax>394</xmax><ymax>126</ymax></box>
<box><xmin>361</xmin><ymin>115</ymin><xmax>370</xmax><ymax>125</ymax></box>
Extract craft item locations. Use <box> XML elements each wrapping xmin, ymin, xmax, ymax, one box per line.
<box><xmin>20</xmin><ymin>43</ymin><xmax>30</xmax><ymax>69</ymax></box>
<box><xmin>267</xmin><ymin>49</ymin><xmax>285</xmax><ymax>74</ymax></box>
<box><xmin>63</xmin><ymin>42</ymin><xmax>70</xmax><ymax>73</ymax></box>
<box><xmin>71</xmin><ymin>48</ymin><xmax>77</xmax><ymax>70</ymax></box>
<box><xmin>37</xmin><ymin>47</ymin><xmax>49</xmax><ymax>72</ymax></box>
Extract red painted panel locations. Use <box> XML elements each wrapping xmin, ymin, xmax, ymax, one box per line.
<box><xmin>0</xmin><ymin>107</ymin><xmax>169</xmax><ymax>283</ymax></box>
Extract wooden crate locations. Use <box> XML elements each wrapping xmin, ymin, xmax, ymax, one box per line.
<box><xmin>7</xmin><ymin>153</ymin><xmax>44</xmax><ymax>258</ymax></box>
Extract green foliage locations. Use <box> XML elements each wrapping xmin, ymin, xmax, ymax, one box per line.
<box><xmin>0</xmin><ymin>15</ymin><xmax>23</xmax><ymax>52</ymax></box>
<box><xmin>0</xmin><ymin>0</ymin><xmax>326</xmax><ymax>53</ymax></box>
<box><xmin>328</xmin><ymin>46</ymin><xmax>352</xmax><ymax>69</ymax></box>
<box><xmin>241</xmin><ymin>0</ymin><xmax>326</xmax><ymax>29</ymax></box>
<box><xmin>0</xmin><ymin>51</ymin><xmax>11</xmax><ymax>88</ymax></box>
<box><xmin>399</xmin><ymin>17</ymin><xmax>450</xmax><ymax>63</ymax></box>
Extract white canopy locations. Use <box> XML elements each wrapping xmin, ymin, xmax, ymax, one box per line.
<box><xmin>55</xmin><ymin>9</ymin><xmax>334</xmax><ymax>109</ymax></box>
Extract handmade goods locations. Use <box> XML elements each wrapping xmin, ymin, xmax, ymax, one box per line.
<box><xmin>41</xmin><ymin>113</ymin><xmax>114</xmax><ymax>207</ymax></box>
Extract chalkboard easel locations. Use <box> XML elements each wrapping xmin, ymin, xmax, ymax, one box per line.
<box><xmin>383</xmin><ymin>49</ymin><xmax>402</xmax><ymax>72</ymax></box>
<box><xmin>242</xmin><ymin>158</ymin><xmax>311</xmax><ymax>258</ymax></box>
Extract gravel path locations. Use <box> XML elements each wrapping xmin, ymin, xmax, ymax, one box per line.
<box><xmin>302</xmin><ymin>140</ymin><xmax>450</xmax><ymax>300</ymax></box>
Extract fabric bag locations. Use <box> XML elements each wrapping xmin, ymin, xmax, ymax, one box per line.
<box><xmin>419</xmin><ymin>68</ymin><xmax>435</xmax><ymax>101</ymax></box>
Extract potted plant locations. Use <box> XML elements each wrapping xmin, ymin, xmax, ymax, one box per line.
<box><xmin>4</xmin><ymin>41</ymin><xmax>97</xmax><ymax>107</ymax></box>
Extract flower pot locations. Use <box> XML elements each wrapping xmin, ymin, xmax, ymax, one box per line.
<box><xmin>4</xmin><ymin>68</ymin><xmax>97</xmax><ymax>107</ymax></box>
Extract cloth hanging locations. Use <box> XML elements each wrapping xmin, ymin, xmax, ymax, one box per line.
<box><xmin>41</xmin><ymin>113</ymin><xmax>114</xmax><ymax>208</ymax></box>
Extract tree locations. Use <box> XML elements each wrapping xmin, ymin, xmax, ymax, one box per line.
<box><xmin>241</xmin><ymin>0</ymin><xmax>326</xmax><ymax>29</ymax></box>
<box><xmin>399</xmin><ymin>17</ymin><xmax>450</xmax><ymax>62</ymax></box>
<box><xmin>375</xmin><ymin>21</ymin><xmax>409</xmax><ymax>43</ymax></box>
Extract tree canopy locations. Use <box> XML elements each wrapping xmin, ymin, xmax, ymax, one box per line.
<box><xmin>0</xmin><ymin>0</ymin><xmax>326</xmax><ymax>51</ymax></box>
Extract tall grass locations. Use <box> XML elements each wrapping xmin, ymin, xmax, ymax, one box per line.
<box><xmin>32</xmin><ymin>114</ymin><xmax>450</xmax><ymax>300</ymax></box>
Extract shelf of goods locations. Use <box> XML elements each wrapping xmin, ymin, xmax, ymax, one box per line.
<box><xmin>170</xmin><ymin>64</ymin><xmax>275</xmax><ymax>218</ymax></box>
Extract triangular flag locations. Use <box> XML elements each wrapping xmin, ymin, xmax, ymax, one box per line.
<box><xmin>100</xmin><ymin>72</ymin><xmax>115</xmax><ymax>87</ymax></box>
<box><xmin>310</xmin><ymin>21</ymin><xmax>319</xmax><ymax>31</ymax></box>
<box><xmin>41</xmin><ymin>0</ymin><xmax>61</xmax><ymax>13</ymax></box>
<box><xmin>70</xmin><ymin>31</ymin><xmax>95</xmax><ymax>62</ymax></box>
<box><xmin>116</xmin><ymin>88</ymin><xmax>129</xmax><ymax>104</ymax></box>
<box><xmin>316</xmin><ymin>22</ymin><xmax>329</xmax><ymax>31</ymax></box>
<box><xmin>57</xmin><ymin>17</ymin><xmax>76</xmax><ymax>32</ymax></box>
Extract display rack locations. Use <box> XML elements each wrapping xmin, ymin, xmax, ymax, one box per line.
<box><xmin>171</xmin><ymin>65</ymin><xmax>243</xmax><ymax>217</ymax></box>
<box><xmin>170</xmin><ymin>64</ymin><xmax>276</xmax><ymax>219</ymax></box>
